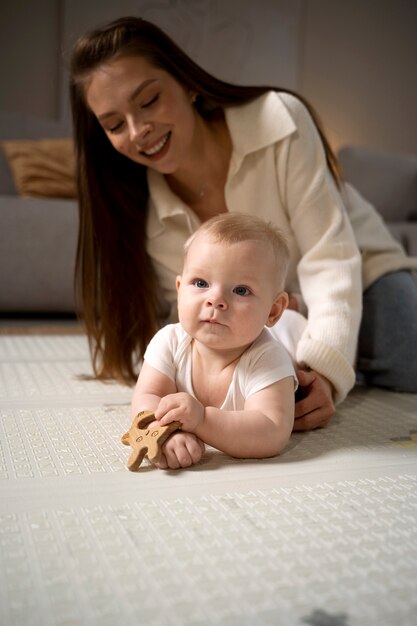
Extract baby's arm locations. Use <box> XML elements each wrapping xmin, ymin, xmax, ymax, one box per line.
<box><xmin>131</xmin><ymin>361</ymin><xmax>177</xmax><ymax>418</ymax></box>
<box><xmin>131</xmin><ymin>362</ymin><xmax>205</xmax><ymax>468</ymax></box>
<box><xmin>156</xmin><ymin>377</ymin><xmax>295</xmax><ymax>458</ymax></box>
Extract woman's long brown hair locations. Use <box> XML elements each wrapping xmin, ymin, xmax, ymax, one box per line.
<box><xmin>69</xmin><ymin>16</ymin><xmax>341</xmax><ymax>385</ymax></box>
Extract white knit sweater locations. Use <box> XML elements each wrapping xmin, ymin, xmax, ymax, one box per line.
<box><xmin>145</xmin><ymin>91</ymin><xmax>417</xmax><ymax>404</ymax></box>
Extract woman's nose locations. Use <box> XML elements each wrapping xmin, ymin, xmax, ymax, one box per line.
<box><xmin>128</xmin><ymin>118</ymin><xmax>152</xmax><ymax>143</ymax></box>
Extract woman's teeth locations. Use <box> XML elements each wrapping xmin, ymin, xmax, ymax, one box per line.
<box><xmin>143</xmin><ymin>133</ymin><xmax>170</xmax><ymax>156</ymax></box>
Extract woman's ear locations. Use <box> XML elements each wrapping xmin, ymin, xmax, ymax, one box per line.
<box><xmin>266</xmin><ymin>291</ymin><xmax>289</xmax><ymax>327</ymax></box>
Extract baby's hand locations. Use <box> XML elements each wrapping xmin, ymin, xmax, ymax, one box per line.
<box><xmin>155</xmin><ymin>432</ymin><xmax>205</xmax><ymax>469</ymax></box>
<box><xmin>155</xmin><ymin>392</ymin><xmax>204</xmax><ymax>433</ymax></box>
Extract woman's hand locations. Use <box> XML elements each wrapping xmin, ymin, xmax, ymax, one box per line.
<box><xmin>155</xmin><ymin>392</ymin><xmax>205</xmax><ymax>433</ymax></box>
<box><xmin>155</xmin><ymin>432</ymin><xmax>205</xmax><ymax>469</ymax></box>
<box><xmin>293</xmin><ymin>369</ymin><xmax>335</xmax><ymax>431</ymax></box>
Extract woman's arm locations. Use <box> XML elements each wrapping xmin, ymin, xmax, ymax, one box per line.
<box><xmin>278</xmin><ymin>93</ymin><xmax>362</xmax><ymax>406</ymax></box>
<box><xmin>156</xmin><ymin>376</ymin><xmax>295</xmax><ymax>458</ymax></box>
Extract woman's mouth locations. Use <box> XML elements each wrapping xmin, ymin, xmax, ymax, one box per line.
<box><xmin>141</xmin><ymin>132</ymin><xmax>171</xmax><ymax>158</ymax></box>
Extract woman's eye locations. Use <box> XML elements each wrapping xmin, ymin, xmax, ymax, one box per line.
<box><xmin>234</xmin><ymin>286</ymin><xmax>250</xmax><ymax>296</ymax></box>
<box><xmin>107</xmin><ymin>121</ymin><xmax>124</xmax><ymax>134</ymax></box>
<box><xmin>194</xmin><ymin>279</ymin><xmax>208</xmax><ymax>289</ymax></box>
<box><xmin>142</xmin><ymin>94</ymin><xmax>159</xmax><ymax>108</ymax></box>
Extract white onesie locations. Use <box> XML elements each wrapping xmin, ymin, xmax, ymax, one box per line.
<box><xmin>143</xmin><ymin>324</ymin><xmax>297</xmax><ymax>410</ymax></box>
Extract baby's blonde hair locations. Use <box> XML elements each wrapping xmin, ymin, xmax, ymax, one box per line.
<box><xmin>184</xmin><ymin>213</ymin><xmax>290</xmax><ymax>290</ymax></box>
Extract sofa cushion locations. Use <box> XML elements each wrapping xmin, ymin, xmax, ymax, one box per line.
<box><xmin>2</xmin><ymin>138</ymin><xmax>75</xmax><ymax>198</ymax></box>
<box><xmin>338</xmin><ymin>146</ymin><xmax>417</xmax><ymax>222</ymax></box>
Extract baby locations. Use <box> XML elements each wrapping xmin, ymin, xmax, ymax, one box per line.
<box><xmin>131</xmin><ymin>213</ymin><xmax>297</xmax><ymax>468</ymax></box>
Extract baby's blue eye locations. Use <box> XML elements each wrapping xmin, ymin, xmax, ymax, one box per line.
<box><xmin>194</xmin><ymin>279</ymin><xmax>209</xmax><ymax>288</ymax></box>
<box><xmin>234</xmin><ymin>286</ymin><xmax>250</xmax><ymax>296</ymax></box>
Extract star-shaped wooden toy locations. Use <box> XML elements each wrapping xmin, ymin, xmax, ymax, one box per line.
<box><xmin>121</xmin><ymin>410</ymin><xmax>181</xmax><ymax>470</ymax></box>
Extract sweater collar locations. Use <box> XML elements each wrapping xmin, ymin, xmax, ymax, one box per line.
<box><xmin>147</xmin><ymin>91</ymin><xmax>296</xmax><ymax>233</ymax></box>
<box><xmin>225</xmin><ymin>91</ymin><xmax>296</xmax><ymax>160</ymax></box>
<box><xmin>147</xmin><ymin>167</ymin><xmax>186</xmax><ymax>221</ymax></box>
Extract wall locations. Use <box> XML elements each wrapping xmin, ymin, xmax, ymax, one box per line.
<box><xmin>0</xmin><ymin>0</ymin><xmax>62</xmax><ymax>119</ymax></box>
<box><xmin>0</xmin><ymin>0</ymin><xmax>416</xmax><ymax>154</ymax></box>
<box><xmin>58</xmin><ymin>0</ymin><xmax>301</xmax><ymax>124</ymax></box>
<box><xmin>300</xmin><ymin>0</ymin><xmax>417</xmax><ymax>153</ymax></box>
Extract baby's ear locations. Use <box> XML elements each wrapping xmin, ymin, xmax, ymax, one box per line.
<box><xmin>266</xmin><ymin>291</ymin><xmax>289</xmax><ymax>327</ymax></box>
<box><xmin>176</xmin><ymin>275</ymin><xmax>182</xmax><ymax>291</ymax></box>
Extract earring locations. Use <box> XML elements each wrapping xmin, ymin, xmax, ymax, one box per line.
<box><xmin>191</xmin><ymin>93</ymin><xmax>198</xmax><ymax>104</ymax></box>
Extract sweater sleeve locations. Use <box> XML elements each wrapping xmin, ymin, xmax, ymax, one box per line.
<box><xmin>278</xmin><ymin>94</ymin><xmax>362</xmax><ymax>404</ymax></box>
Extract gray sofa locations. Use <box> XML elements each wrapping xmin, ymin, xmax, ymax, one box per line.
<box><xmin>1</xmin><ymin>114</ymin><xmax>416</xmax><ymax>313</ymax></box>
<box><xmin>338</xmin><ymin>145</ymin><xmax>417</xmax><ymax>257</ymax></box>
<box><xmin>0</xmin><ymin>113</ymin><xmax>78</xmax><ymax>312</ymax></box>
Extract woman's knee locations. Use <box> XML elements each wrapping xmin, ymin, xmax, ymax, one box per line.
<box><xmin>357</xmin><ymin>271</ymin><xmax>417</xmax><ymax>392</ymax></box>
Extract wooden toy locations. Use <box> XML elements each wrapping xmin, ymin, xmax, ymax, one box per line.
<box><xmin>121</xmin><ymin>410</ymin><xmax>181</xmax><ymax>470</ymax></box>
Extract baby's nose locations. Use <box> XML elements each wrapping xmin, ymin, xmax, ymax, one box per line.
<box><xmin>207</xmin><ymin>294</ymin><xmax>227</xmax><ymax>310</ymax></box>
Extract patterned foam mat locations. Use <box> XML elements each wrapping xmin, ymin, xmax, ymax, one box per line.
<box><xmin>1</xmin><ymin>335</ymin><xmax>416</xmax><ymax>626</ymax></box>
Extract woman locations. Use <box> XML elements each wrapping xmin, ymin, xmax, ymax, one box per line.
<box><xmin>69</xmin><ymin>16</ymin><xmax>417</xmax><ymax>431</ymax></box>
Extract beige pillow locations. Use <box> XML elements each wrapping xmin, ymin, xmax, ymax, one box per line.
<box><xmin>1</xmin><ymin>138</ymin><xmax>76</xmax><ymax>198</ymax></box>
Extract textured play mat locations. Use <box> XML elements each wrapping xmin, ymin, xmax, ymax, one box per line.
<box><xmin>0</xmin><ymin>334</ymin><xmax>416</xmax><ymax>626</ymax></box>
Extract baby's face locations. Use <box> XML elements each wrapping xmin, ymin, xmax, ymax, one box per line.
<box><xmin>176</xmin><ymin>235</ymin><xmax>286</xmax><ymax>354</ymax></box>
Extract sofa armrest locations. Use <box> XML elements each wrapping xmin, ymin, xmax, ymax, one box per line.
<box><xmin>386</xmin><ymin>221</ymin><xmax>417</xmax><ymax>258</ymax></box>
<box><xmin>0</xmin><ymin>149</ymin><xmax>16</xmax><ymax>195</ymax></box>
<box><xmin>338</xmin><ymin>145</ymin><xmax>417</xmax><ymax>222</ymax></box>
<box><xmin>0</xmin><ymin>196</ymin><xmax>78</xmax><ymax>312</ymax></box>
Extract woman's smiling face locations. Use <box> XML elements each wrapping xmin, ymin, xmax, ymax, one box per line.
<box><xmin>85</xmin><ymin>55</ymin><xmax>200</xmax><ymax>174</ymax></box>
